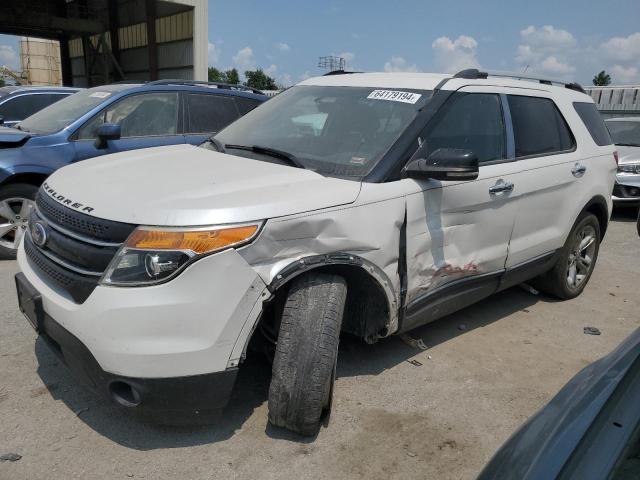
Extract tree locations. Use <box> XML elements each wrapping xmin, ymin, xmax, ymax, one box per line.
<box><xmin>593</xmin><ymin>70</ymin><xmax>611</xmax><ymax>86</ymax></box>
<box><xmin>207</xmin><ymin>67</ymin><xmax>240</xmax><ymax>85</ymax></box>
<box><xmin>244</xmin><ymin>69</ymin><xmax>278</xmax><ymax>90</ymax></box>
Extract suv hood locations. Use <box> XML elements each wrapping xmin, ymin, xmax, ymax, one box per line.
<box><xmin>43</xmin><ymin>144</ymin><xmax>362</xmax><ymax>226</ymax></box>
<box><xmin>616</xmin><ymin>145</ymin><xmax>640</xmax><ymax>165</ymax></box>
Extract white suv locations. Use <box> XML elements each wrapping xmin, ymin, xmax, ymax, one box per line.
<box><xmin>15</xmin><ymin>70</ymin><xmax>617</xmax><ymax>435</ymax></box>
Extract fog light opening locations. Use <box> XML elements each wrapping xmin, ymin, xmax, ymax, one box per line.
<box><xmin>109</xmin><ymin>381</ymin><xmax>142</xmax><ymax>408</ymax></box>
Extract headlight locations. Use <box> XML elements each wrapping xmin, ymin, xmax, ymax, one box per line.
<box><xmin>618</xmin><ymin>164</ymin><xmax>640</xmax><ymax>174</ymax></box>
<box><xmin>101</xmin><ymin>223</ymin><xmax>261</xmax><ymax>286</ymax></box>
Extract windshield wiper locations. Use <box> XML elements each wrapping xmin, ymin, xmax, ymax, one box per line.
<box><xmin>225</xmin><ymin>144</ymin><xmax>305</xmax><ymax>169</ymax></box>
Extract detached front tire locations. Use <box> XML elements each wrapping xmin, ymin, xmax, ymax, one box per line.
<box><xmin>534</xmin><ymin>212</ymin><xmax>601</xmax><ymax>299</ymax></box>
<box><xmin>268</xmin><ymin>272</ymin><xmax>347</xmax><ymax>436</ymax></box>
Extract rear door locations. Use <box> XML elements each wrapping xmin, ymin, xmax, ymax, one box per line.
<box><xmin>72</xmin><ymin>91</ymin><xmax>184</xmax><ymax>161</ymax></box>
<box><xmin>502</xmin><ymin>91</ymin><xmax>582</xmax><ymax>269</ymax></box>
<box><xmin>402</xmin><ymin>87</ymin><xmax>520</xmax><ymax>330</ymax></box>
<box><xmin>182</xmin><ymin>93</ymin><xmax>245</xmax><ymax>145</ymax></box>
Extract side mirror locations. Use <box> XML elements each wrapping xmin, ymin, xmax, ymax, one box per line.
<box><xmin>94</xmin><ymin>123</ymin><xmax>121</xmax><ymax>149</ymax></box>
<box><xmin>404</xmin><ymin>147</ymin><xmax>479</xmax><ymax>181</ymax></box>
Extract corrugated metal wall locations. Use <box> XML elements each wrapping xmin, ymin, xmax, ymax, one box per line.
<box><xmin>585</xmin><ymin>86</ymin><xmax>640</xmax><ymax>118</ymax></box>
<box><xmin>68</xmin><ymin>3</ymin><xmax>194</xmax><ymax>86</ymax></box>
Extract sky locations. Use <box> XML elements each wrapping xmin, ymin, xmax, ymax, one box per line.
<box><xmin>1</xmin><ymin>0</ymin><xmax>639</xmax><ymax>86</ymax></box>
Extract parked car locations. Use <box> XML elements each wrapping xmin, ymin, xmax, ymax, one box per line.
<box><xmin>0</xmin><ymin>85</ymin><xmax>80</xmax><ymax>128</ymax></box>
<box><xmin>478</xmin><ymin>327</ymin><xmax>640</xmax><ymax>480</ymax></box>
<box><xmin>605</xmin><ymin>117</ymin><xmax>640</xmax><ymax>206</ymax></box>
<box><xmin>0</xmin><ymin>80</ymin><xmax>266</xmax><ymax>258</ymax></box>
<box><xmin>14</xmin><ymin>70</ymin><xmax>616</xmax><ymax>435</ymax></box>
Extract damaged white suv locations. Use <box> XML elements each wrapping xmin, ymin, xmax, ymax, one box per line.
<box><xmin>15</xmin><ymin>70</ymin><xmax>617</xmax><ymax>435</ymax></box>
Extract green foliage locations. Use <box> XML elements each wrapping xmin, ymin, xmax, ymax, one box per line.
<box><xmin>244</xmin><ymin>69</ymin><xmax>278</xmax><ymax>90</ymax></box>
<box><xmin>207</xmin><ymin>67</ymin><xmax>241</xmax><ymax>85</ymax></box>
<box><xmin>592</xmin><ymin>70</ymin><xmax>611</xmax><ymax>86</ymax></box>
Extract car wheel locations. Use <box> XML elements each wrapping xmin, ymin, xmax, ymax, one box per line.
<box><xmin>0</xmin><ymin>184</ymin><xmax>38</xmax><ymax>260</ymax></box>
<box><xmin>534</xmin><ymin>212</ymin><xmax>601</xmax><ymax>300</ymax></box>
<box><xmin>268</xmin><ymin>272</ymin><xmax>347</xmax><ymax>436</ymax></box>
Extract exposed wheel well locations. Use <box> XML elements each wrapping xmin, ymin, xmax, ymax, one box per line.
<box><xmin>253</xmin><ymin>264</ymin><xmax>392</xmax><ymax>351</ymax></box>
<box><xmin>0</xmin><ymin>173</ymin><xmax>47</xmax><ymax>189</ymax></box>
<box><xmin>583</xmin><ymin>196</ymin><xmax>609</xmax><ymax>239</ymax></box>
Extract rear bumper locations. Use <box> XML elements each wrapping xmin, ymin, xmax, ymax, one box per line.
<box><xmin>35</xmin><ymin>303</ymin><xmax>239</xmax><ymax>416</ymax></box>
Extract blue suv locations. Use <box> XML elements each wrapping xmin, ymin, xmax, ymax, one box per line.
<box><xmin>0</xmin><ymin>80</ymin><xmax>266</xmax><ymax>258</ymax></box>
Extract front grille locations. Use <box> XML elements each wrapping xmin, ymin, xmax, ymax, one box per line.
<box><xmin>25</xmin><ymin>190</ymin><xmax>137</xmax><ymax>304</ymax></box>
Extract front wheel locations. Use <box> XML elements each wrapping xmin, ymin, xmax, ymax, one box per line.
<box><xmin>268</xmin><ymin>272</ymin><xmax>347</xmax><ymax>436</ymax></box>
<box><xmin>534</xmin><ymin>212</ymin><xmax>601</xmax><ymax>300</ymax></box>
<box><xmin>0</xmin><ymin>184</ymin><xmax>38</xmax><ymax>260</ymax></box>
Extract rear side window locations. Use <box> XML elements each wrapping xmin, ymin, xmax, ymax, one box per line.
<box><xmin>234</xmin><ymin>96</ymin><xmax>262</xmax><ymax>116</ymax></box>
<box><xmin>186</xmin><ymin>94</ymin><xmax>240</xmax><ymax>133</ymax></box>
<box><xmin>573</xmin><ymin>102</ymin><xmax>612</xmax><ymax>146</ymax></box>
<box><xmin>0</xmin><ymin>93</ymin><xmax>69</xmax><ymax>121</ymax></box>
<box><xmin>508</xmin><ymin>95</ymin><xmax>574</xmax><ymax>158</ymax></box>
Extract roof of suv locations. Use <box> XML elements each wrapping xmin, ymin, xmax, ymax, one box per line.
<box><xmin>300</xmin><ymin>71</ymin><xmax>591</xmax><ymax>100</ymax></box>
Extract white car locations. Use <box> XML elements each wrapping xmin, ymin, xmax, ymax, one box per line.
<box><xmin>15</xmin><ymin>70</ymin><xmax>617</xmax><ymax>436</ymax></box>
<box><xmin>605</xmin><ymin>117</ymin><xmax>640</xmax><ymax>205</ymax></box>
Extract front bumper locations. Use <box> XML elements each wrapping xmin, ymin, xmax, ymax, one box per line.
<box><xmin>17</xmin><ymin>244</ymin><xmax>269</xmax><ymax>379</ymax></box>
<box><xmin>30</xmin><ymin>297</ymin><xmax>238</xmax><ymax>417</ymax></box>
<box><xmin>612</xmin><ymin>173</ymin><xmax>640</xmax><ymax>204</ymax></box>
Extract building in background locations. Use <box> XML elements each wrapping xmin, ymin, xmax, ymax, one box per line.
<box><xmin>584</xmin><ymin>85</ymin><xmax>640</xmax><ymax>118</ymax></box>
<box><xmin>20</xmin><ymin>37</ymin><xmax>62</xmax><ymax>86</ymax></box>
<box><xmin>0</xmin><ymin>0</ymin><xmax>208</xmax><ymax>87</ymax></box>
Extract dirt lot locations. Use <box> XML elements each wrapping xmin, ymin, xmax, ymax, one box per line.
<box><xmin>1</xmin><ymin>210</ymin><xmax>638</xmax><ymax>480</ymax></box>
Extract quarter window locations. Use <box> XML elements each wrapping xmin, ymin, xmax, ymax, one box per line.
<box><xmin>422</xmin><ymin>93</ymin><xmax>505</xmax><ymax>163</ymax></box>
<box><xmin>185</xmin><ymin>94</ymin><xmax>240</xmax><ymax>134</ymax></box>
<box><xmin>77</xmin><ymin>92</ymin><xmax>178</xmax><ymax>139</ymax></box>
<box><xmin>573</xmin><ymin>102</ymin><xmax>612</xmax><ymax>146</ymax></box>
<box><xmin>0</xmin><ymin>93</ymin><xmax>69</xmax><ymax>121</ymax></box>
<box><xmin>508</xmin><ymin>95</ymin><xmax>574</xmax><ymax>157</ymax></box>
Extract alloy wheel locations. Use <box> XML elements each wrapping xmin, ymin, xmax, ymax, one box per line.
<box><xmin>0</xmin><ymin>197</ymin><xmax>34</xmax><ymax>251</ymax></box>
<box><xmin>566</xmin><ymin>224</ymin><xmax>596</xmax><ymax>290</ymax></box>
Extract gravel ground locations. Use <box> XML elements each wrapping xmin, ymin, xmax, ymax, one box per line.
<box><xmin>1</xmin><ymin>209</ymin><xmax>638</xmax><ymax>480</ymax></box>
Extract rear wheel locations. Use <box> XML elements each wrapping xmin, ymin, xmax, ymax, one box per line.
<box><xmin>268</xmin><ymin>272</ymin><xmax>347</xmax><ymax>436</ymax></box>
<box><xmin>534</xmin><ymin>212</ymin><xmax>600</xmax><ymax>299</ymax></box>
<box><xmin>0</xmin><ymin>184</ymin><xmax>38</xmax><ymax>260</ymax></box>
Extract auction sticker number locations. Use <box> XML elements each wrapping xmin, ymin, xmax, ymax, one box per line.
<box><xmin>367</xmin><ymin>90</ymin><xmax>421</xmax><ymax>104</ymax></box>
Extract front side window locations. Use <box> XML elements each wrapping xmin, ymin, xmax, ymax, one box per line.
<box><xmin>214</xmin><ymin>85</ymin><xmax>431</xmax><ymax>178</ymax></box>
<box><xmin>508</xmin><ymin>95</ymin><xmax>574</xmax><ymax>157</ymax></box>
<box><xmin>185</xmin><ymin>94</ymin><xmax>239</xmax><ymax>134</ymax></box>
<box><xmin>77</xmin><ymin>92</ymin><xmax>178</xmax><ymax>139</ymax></box>
<box><xmin>606</xmin><ymin>120</ymin><xmax>640</xmax><ymax>147</ymax></box>
<box><xmin>420</xmin><ymin>92</ymin><xmax>505</xmax><ymax>163</ymax></box>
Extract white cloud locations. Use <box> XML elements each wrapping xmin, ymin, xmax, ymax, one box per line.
<box><xmin>232</xmin><ymin>46</ymin><xmax>255</xmax><ymax>72</ymax></box>
<box><xmin>609</xmin><ymin>65</ymin><xmax>639</xmax><ymax>84</ymax></box>
<box><xmin>278</xmin><ymin>73</ymin><xmax>293</xmax><ymax>87</ymax></box>
<box><xmin>599</xmin><ymin>33</ymin><xmax>640</xmax><ymax>63</ymax></box>
<box><xmin>384</xmin><ymin>56</ymin><xmax>419</xmax><ymax>73</ymax></box>
<box><xmin>207</xmin><ymin>42</ymin><xmax>220</xmax><ymax>66</ymax></box>
<box><xmin>276</xmin><ymin>42</ymin><xmax>290</xmax><ymax>52</ymax></box>
<box><xmin>432</xmin><ymin>35</ymin><xmax>480</xmax><ymax>73</ymax></box>
<box><xmin>338</xmin><ymin>51</ymin><xmax>355</xmax><ymax>68</ymax></box>
<box><xmin>264</xmin><ymin>64</ymin><xmax>278</xmax><ymax>76</ymax></box>
<box><xmin>299</xmin><ymin>71</ymin><xmax>312</xmax><ymax>81</ymax></box>
<box><xmin>0</xmin><ymin>45</ymin><xmax>18</xmax><ymax>69</ymax></box>
<box><xmin>515</xmin><ymin>25</ymin><xmax>576</xmax><ymax>77</ymax></box>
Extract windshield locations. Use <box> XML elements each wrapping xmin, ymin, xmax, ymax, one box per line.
<box><xmin>214</xmin><ymin>85</ymin><xmax>431</xmax><ymax>177</ymax></box>
<box><xmin>19</xmin><ymin>86</ymin><xmax>128</xmax><ymax>135</ymax></box>
<box><xmin>607</xmin><ymin>120</ymin><xmax>640</xmax><ymax>147</ymax></box>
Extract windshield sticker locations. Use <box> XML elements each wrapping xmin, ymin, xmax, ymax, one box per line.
<box><xmin>367</xmin><ymin>90</ymin><xmax>421</xmax><ymax>104</ymax></box>
<box><xmin>89</xmin><ymin>91</ymin><xmax>111</xmax><ymax>99</ymax></box>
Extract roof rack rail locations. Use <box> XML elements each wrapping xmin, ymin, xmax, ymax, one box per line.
<box><xmin>452</xmin><ymin>69</ymin><xmax>586</xmax><ymax>93</ymax></box>
<box><xmin>147</xmin><ymin>79</ymin><xmax>264</xmax><ymax>95</ymax></box>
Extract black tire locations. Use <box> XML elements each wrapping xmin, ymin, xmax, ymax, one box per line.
<box><xmin>533</xmin><ymin>212</ymin><xmax>601</xmax><ymax>300</ymax></box>
<box><xmin>0</xmin><ymin>183</ymin><xmax>38</xmax><ymax>260</ymax></box>
<box><xmin>268</xmin><ymin>272</ymin><xmax>347</xmax><ymax>436</ymax></box>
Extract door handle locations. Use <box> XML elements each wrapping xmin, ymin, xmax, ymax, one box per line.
<box><xmin>489</xmin><ymin>180</ymin><xmax>515</xmax><ymax>195</ymax></box>
<box><xmin>571</xmin><ymin>163</ymin><xmax>587</xmax><ymax>177</ymax></box>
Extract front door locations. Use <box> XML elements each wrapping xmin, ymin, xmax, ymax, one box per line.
<box><xmin>402</xmin><ymin>89</ymin><xmax>520</xmax><ymax>330</ymax></box>
<box><xmin>72</xmin><ymin>91</ymin><xmax>184</xmax><ymax>161</ymax></box>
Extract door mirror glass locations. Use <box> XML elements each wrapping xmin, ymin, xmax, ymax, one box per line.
<box><xmin>94</xmin><ymin>123</ymin><xmax>121</xmax><ymax>149</ymax></box>
<box><xmin>404</xmin><ymin>147</ymin><xmax>479</xmax><ymax>181</ymax></box>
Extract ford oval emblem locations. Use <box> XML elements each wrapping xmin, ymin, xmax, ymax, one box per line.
<box><xmin>31</xmin><ymin>221</ymin><xmax>48</xmax><ymax>248</ymax></box>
